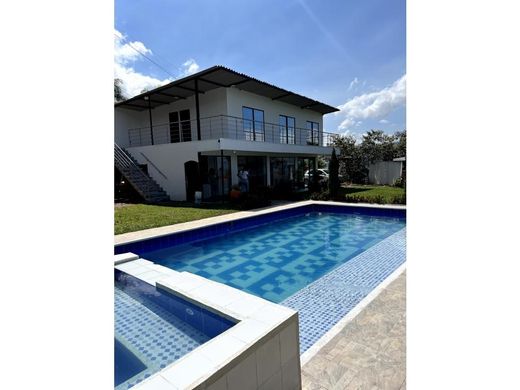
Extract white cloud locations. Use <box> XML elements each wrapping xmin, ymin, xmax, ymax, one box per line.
<box><xmin>114</xmin><ymin>30</ymin><xmax>201</xmax><ymax>99</ymax></box>
<box><xmin>114</xmin><ymin>63</ymin><xmax>171</xmax><ymax>99</ymax></box>
<box><xmin>336</xmin><ymin>74</ymin><xmax>406</xmax><ymax>131</ymax></box>
<box><xmin>114</xmin><ymin>31</ymin><xmax>152</xmax><ymax>65</ymax></box>
<box><xmin>179</xmin><ymin>59</ymin><xmax>200</xmax><ymax>77</ymax></box>
<box><xmin>348</xmin><ymin>77</ymin><xmax>359</xmax><ymax>90</ymax></box>
<box><xmin>114</xmin><ymin>30</ymin><xmax>171</xmax><ymax>98</ymax></box>
<box><xmin>379</xmin><ymin>119</ymin><xmax>390</xmax><ymax>124</ymax></box>
<box><xmin>339</xmin><ymin>118</ymin><xmax>356</xmax><ymax>129</ymax></box>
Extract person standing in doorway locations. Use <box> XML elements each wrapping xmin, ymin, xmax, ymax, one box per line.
<box><xmin>238</xmin><ymin>166</ymin><xmax>250</xmax><ymax>192</ymax></box>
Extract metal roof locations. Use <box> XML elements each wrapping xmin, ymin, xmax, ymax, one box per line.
<box><xmin>115</xmin><ymin>65</ymin><xmax>339</xmax><ymax>115</ymax></box>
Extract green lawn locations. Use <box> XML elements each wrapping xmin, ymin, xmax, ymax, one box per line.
<box><xmin>115</xmin><ymin>203</ymin><xmax>238</xmax><ymax>235</ymax></box>
<box><xmin>339</xmin><ymin>185</ymin><xmax>406</xmax><ymax>204</ymax></box>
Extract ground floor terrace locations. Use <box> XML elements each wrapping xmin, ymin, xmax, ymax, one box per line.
<box><xmin>123</xmin><ymin>138</ymin><xmax>333</xmax><ymax>201</ymax></box>
<box><xmin>198</xmin><ymin>152</ymin><xmax>319</xmax><ymax>201</ymax></box>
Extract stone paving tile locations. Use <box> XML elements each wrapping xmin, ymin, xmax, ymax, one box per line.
<box><xmin>301</xmin><ymin>272</ymin><xmax>406</xmax><ymax>390</ymax></box>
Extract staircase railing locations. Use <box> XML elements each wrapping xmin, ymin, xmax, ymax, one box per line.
<box><xmin>139</xmin><ymin>152</ymin><xmax>168</xmax><ymax>180</ymax></box>
<box><xmin>114</xmin><ymin>143</ymin><xmax>164</xmax><ymax>200</ymax></box>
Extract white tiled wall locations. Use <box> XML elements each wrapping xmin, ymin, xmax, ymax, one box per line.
<box><xmin>205</xmin><ymin>316</ymin><xmax>301</xmax><ymax>390</ymax></box>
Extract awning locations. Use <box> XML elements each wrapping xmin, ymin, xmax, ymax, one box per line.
<box><xmin>115</xmin><ymin>65</ymin><xmax>339</xmax><ymax>115</ymax></box>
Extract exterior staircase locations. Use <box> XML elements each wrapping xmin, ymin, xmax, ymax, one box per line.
<box><xmin>114</xmin><ymin>143</ymin><xmax>170</xmax><ymax>203</ymax></box>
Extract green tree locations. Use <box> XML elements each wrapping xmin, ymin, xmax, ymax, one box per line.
<box><xmin>360</xmin><ymin>130</ymin><xmax>396</xmax><ymax>164</ymax></box>
<box><xmin>333</xmin><ymin>134</ymin><xmax>367</xmax><ymax>184</ymax></box>
<box><xmin>328</xmin><ymin>148</ymin><xmax>340</xmax><ymax>198</ymax></box>
<box><xmin>394</xmin><ymin>130</ymin><xmax>406</xmax><ymax>158</ymax></box>
<box><xmin>317</xmin><ymin>155</ymin><xmax>328</xmax><ymax>169</ymax></box>
<box><xmin>114</xmin><ymin>78</ymin><xmax>126</xmax><ymax>102</ymax></box>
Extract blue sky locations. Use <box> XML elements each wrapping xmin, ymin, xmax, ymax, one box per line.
<box><xmin>115</xmin><ymin>0</ymin><xmax>406</xmax><ymax>137</ymax></box>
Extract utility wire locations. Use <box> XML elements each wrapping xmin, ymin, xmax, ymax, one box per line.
<box><xmin>114</xmin><ymin>32</ymin><xmax>176</xmax><ymax>79</ymax></box>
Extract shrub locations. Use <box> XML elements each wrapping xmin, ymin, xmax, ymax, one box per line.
<box><xmin>310</xmin><ymin>190</ymin><xmax>330</xmax><ymax>201</ymax></box>
<box><xmin>390</xmin><ymin>193</ymin><xmax>406</xmax><ymax>204</ymax></box>
<box><xmin>234</xmin><ymin>187</ymin><xmax>272</xmax><ymax>210</ymax></box>
<box><xmin>345</xmin><ymin>194</ymin><xmax>386</xmax><ymax>204</ymax></box>
<box><xmin>393</xmin><ymin>177</ymin><xmax>406</xmax><ymax>188</ymax></box>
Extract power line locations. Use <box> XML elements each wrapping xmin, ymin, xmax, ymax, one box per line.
<box><xmin>114</xmin><ymin>32</ymin><xmax>176</xmax><ymax>79</ymax></box>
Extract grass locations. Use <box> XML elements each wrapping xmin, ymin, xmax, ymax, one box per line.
<box><xmin>115</xmin><ymin>202</ymin><xmax>238</xmax><ymax>235</ymax></box>
<box><xmin>338</xmin><ymin>184</ymin><xmax>406</xmax><ymax>204</ymax></box>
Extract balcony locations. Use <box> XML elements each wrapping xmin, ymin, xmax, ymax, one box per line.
<box><xmin>127</xmin><ymin>115</ymin><xmax>338</xmax><ymax>148</ymax></box>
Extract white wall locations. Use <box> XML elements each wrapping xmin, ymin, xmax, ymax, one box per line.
<box><xmin>115</xmin><ymin>88</ymin><xmax>227</xmax><ymax>147</ymax></box>
<box><xmin>126</xmin><ymin>140</ymin><xmax>219</xmax><ymax>200</ymax></box>
<box><xmin>116</xmin><ymin>86</ymin><xmax>331</xmax><ymax>200</ymax></box>
<box><xmin>368</xmin><ymin>161</ymin><xmax>403</xmax><ymax>185</ymax></box>
<box><xmin>115</xmin><ymin>108</ymin><xmax>148</xmax><ymax>147</ymax></box>
<box><xmin>115</xmin><ymin>87</ymin><xmax>326</xmax><ymax>147</ymax></box>
<box><xmin>219</xmin><ymin>138</ymin><xmax>331</xmax><ymax>156</ymax></box>
<box><xmin>226</xmin><ymin>87</ymin><xmax>323</xmax><ymax>132</ymax></box>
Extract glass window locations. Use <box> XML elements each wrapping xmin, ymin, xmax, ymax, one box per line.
<box><xmin>169</xmin><ymin>112</ymin><xmax>180</xmax><ymax>143</ymax></box>
<box><xmin>306</xmin><ymin>121</ymin><xmax>320</xmax><ymax>145</ymax></box>
<box><xmin>169</xmin><ymin>110</ymin><xmax>191</xmax><ymax>143</ymax></box>
<box><xmin>287</xmin><ymin>117</ymin><xmax>295</xmax><ymax>144</ymax></box>
<box><xmin>237</xmin><ymin>156</ymin><xmax>266</xmax><ymax>191</ymax></box>
<box><xmin>242</xmin><ymin>106</ymin><xmax>264</xmax><ymax>141</ymax></box>
<box><xmin>270</xmin><ymin>157</ymin><xmax>296</xmax><ymax>188</ymax></box>
<box><xmin>279</xmin><ymin>115</ymin><xmax>296</xmax><ymax>144</ymax></box>
<box><xmin>199</xmin><ymin>155</ymin><xmax>231</xmax><ymax>200</ymax></box>
<box><xmin>242</xmin><ymin>107</ymin><xmax>254</xmax><ymax>141</ymax></box>
<box><xmin>253</xmin><ymin>109</ymin><xmax>264</xmax><ymax>141</ymax></box>
<box><xmin>179</xmin><ymin>109</ymin><xmax>191</xmax><ymax>142</ymax></box>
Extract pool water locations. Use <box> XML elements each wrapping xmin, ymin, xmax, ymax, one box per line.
<box><xmin>140</xmin><ymin>212</ymin><xmax>405</xmax><ymax>303</ymax></box>
<box><xmin>114</xmin><ymin>271</ymin><xmax>235</xmax><ymax>389</ymax></box>
<box><xmin>115</xmin><ymin>339</ymin><xmax>146</xmax><ymax>387</ymax></box>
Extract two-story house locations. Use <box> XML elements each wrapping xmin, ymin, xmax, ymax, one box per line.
<box><xmin>114</xmin><ymin>66</ymin><xmax>339</xmax><ymax>202</ymax></box>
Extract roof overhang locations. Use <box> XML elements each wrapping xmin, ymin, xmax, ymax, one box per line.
<box><xmin>115</xmin><ymin>66</ymin><xmax>340</xmax><ymax>115</ymax></box>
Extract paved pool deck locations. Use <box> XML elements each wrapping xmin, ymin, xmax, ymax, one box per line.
<box><xmin>301</xmin><ymin>271</ymin><xmax>406</xmax><ymax>390</ymax></box>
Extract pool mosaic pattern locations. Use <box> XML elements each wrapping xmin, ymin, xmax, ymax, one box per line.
<box><xmin>115</xmin><ymin>286</ymin><xmax>211</xmax><ymax>389</ymax></box>
<box><xmin>282</xmin><ymin>227</ymin><xmax>406</xmax><ymax>353</ymax></box>
<box><xmin>140</xmin><ymin>212</ymin><xmax>405</xmax><ymax>303</ymax></box>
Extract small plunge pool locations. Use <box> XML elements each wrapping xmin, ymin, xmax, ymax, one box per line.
<box><xmin>114</xmin><ymin>270</ymin><xmax>236</xmax><ymax>389</ymax></box>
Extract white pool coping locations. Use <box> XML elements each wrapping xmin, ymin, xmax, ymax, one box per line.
<box><xmin>115</xmin><ymin>200</ymin><xmax>406</xmax><ymax>246</ymax></box>
<box><xmin>115</xmin><ymin>256</ymin><xmax>299</xmax><ymax>390</ymax></box>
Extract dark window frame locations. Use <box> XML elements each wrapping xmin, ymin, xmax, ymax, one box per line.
<box><xmin>242</xmin><ymin>106</ymin><xmax>265</xmax><ymax>142</ymax></box>
<box><xmin>279</xmin><ymin>115</ymin><xmax>296</xmax><ymax>144</ymax></box>
<box><xmin>306</xmin><ymin>121</ymin><xmax>320</xmax><ymax>146</ymax></box>
<box><xmin>169</xmin><ymin>109</ymin><xmax>191</xmax><ymax>143</ymax></box>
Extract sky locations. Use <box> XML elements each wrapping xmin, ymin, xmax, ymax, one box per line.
<box><xmin>115</xmin><ymin>0</ymin><xmax>406</xmax><ymax>137</ymax></box>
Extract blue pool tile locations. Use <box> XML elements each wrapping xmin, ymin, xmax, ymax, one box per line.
<box><xmin>115</xmin><ymin>205</ymin><xmax>406</xmax><ymax>361</ymax></box>
<box><xmin>281</xmin><ymin>228</ymin><xmax>406</xmax><ymax>354</ymax></box>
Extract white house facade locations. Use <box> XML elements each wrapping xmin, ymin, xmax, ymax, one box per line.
<box><xmin>114</xmin><ymin>66</ymin><xmax>339</xmax><ymax>201</ymax></box>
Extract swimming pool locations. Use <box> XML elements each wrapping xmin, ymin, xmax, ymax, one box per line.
<box><xmin>114</xmin><ymin>270</ymin><xmax>235</xmax><ymax>389</ymax></box>
<box><xmin>118</xmin><ymin>205</ymin><xmax>405</xmax><ymax>303</ymax></box>
<box><xmin>115</xmin><ymin>202</ymin><xmax>406</xmax><ymax>356</ymax></box>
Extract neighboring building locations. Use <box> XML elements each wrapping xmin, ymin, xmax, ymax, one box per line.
<box><xmin>368</xmin><ymin>157</ymin><xmax>406</xmax><ymax>185</ymax></box>
<box><xmin>114</xmin><ymin>66</ymin><xmax>339</xmax><ymax>201</ymax></box>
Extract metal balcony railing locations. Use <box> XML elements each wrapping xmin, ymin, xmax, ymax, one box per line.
<box><xmin>127</xmin><ymin>115</ymin><xmax>338</xmax><ymax>148</ymax></box>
